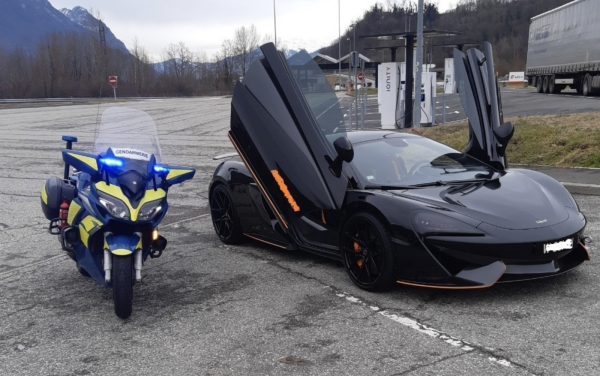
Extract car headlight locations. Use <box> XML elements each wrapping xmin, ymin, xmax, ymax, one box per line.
<box><xmin>98</xmin><ymin>193</ymin><xmax>130</xmax><ymax>220</ymax></box>
<box><xmin>411</xmin><ymin>211</ymin><xmax>483</xmax><ymax>236</ymax></box>
<box><xmin>139</xmin><ymin>200</ymin><xmax>164</xmax><ymax>221</ymax></box>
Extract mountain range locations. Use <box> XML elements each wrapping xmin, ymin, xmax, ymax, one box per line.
<box><xmin>0</xmin><ymin>0</ymin><xmax>127</xmax><ymax>53</ymax></box>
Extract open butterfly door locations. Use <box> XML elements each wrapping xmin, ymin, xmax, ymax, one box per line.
<box><xmin>454</xmin><ymin>42</ymin><xmax>514</xmax><ymax>170</ymax></box>
<box><xmin>229</xmin><ymin>43</ymin><xmax>350</xmax><ymax>231</ymax></box>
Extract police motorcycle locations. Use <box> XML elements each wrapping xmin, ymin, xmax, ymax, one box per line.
<box><xmin>40</xmin><ymin>107</ymin><xmax>195</xmax><ymax>319</ymax></box>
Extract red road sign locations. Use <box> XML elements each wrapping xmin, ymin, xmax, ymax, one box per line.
<box><xmin>358</xmin><ymin>72</ymin><xmax>364</xmax><ymax>81</ymax></box>
<box><xmin>109</xmin><ymin>76</ymin><xmax>118</xmax><ymax>88</ymax></box>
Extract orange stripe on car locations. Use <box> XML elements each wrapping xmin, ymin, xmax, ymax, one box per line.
<box><xmin>271</xmin><ymin>170</ymin><xmax>300</xmax><ymax>212</ymax></box>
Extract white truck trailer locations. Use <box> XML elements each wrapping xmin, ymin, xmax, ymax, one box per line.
<box><xmin>526</xmin><ymin>0</ymin><xmax>600</xmax><ymax>95</ymax></box>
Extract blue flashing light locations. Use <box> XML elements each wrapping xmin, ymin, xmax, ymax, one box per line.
<box><xmin>153</xmin><ymin>165</ymin><xmax>170</xmax><ymax>174</ymax></box>
<box><xmin>100</xmin><ymin>158</ymin><xmax>123</xmax><ymax>167</ymax></box>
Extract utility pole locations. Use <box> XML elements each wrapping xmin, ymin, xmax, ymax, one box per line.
<box><xmin>413</xmin><ymin>0</ymin><xmax>424</xmax><ymax>128</ymax></box>
<box><xmin>338</xmin><ymin>0</ymin><xmax>341</xmax><ymax>90</ymax></box>
<box><xmin>274</xmin><ymin>0</ymin><xmax>277</xmax><ymax>48</ymax></box>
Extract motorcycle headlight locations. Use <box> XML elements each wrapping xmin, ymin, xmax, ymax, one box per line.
<box><xmin>98</xmin><ymin>193</ymin><xmax>130</xmax><ymax>220</ymax></box>
<box><xmin>139</xmin><ymin>200</ymin><xmax>164</xmax><ymax>221</ymax></box>
<box><xmin>411</xmin><ymin>211</ymin><xmax>483</xmax><ymax>237</ymax></box>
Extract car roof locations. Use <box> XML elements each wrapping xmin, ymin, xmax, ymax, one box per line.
<box><xmin>344</xmin><ymin>130</ymin><xmax>422</xmax><ymax>144</ymax></box>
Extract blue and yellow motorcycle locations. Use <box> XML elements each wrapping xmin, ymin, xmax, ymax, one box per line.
<box><xmin>41</xmin><ymin>107</ymin><xmax>195</xmax><ymax>319</ymax></box>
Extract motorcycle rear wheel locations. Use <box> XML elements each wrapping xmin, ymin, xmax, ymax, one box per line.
<box><xmin>112</xmin><ymin>255</ymin><xmax>133</xmax><ymax>319</ymax></box>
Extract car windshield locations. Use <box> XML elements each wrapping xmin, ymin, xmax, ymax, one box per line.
<box><xmin>286</xmin><ymin>50</ymin><xmax>347</xmax><ymax>150</ymax></box>
<box><xmin>351</xmin><ymin>135</ymin><xmax>496</xmax><ymax>187</ymax></box>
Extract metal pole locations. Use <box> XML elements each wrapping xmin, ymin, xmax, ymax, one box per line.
<box><xmin>413</xmin><ymin>0</ymin><xmax>424</xmax><ymax>128</ymax></box>
<box><xmin>442</xmin><ymin>90</ymin><xmax>446</xmax><ymax>124</ymax></box>
<box><xmin>113</xmin><ymin>87</ymin><xmax>117</xmax><ymax>100</ymax></box>
<box><xmin>274</xmin><ymin>0</ymin><xmax>277</xmax><ymax>48</ymax></box>
<box><xmin>404</xmin><ymin>36</ymin><xmax>414</xmax><ymax>129</ymax></box>
<box><xmin>354</xmin><ymin>53</ymin><xmax>358</xmax><ymax>129</ymax></box>
<box><xmin>347</xmin><ymin>38</ymin><xmax>351</xmax><ymax>92</ymax></box>
<box><xmin>338</xmin><ymin>0</ymin><xmax>341</xmax><ymax>90</ymax></box>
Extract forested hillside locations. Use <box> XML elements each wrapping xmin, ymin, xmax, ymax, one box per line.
<box><xmin>319</xmin><ymin>0</ymin><xmax>573</xmax><ymax>74</ymax></box>
<box><xmin>0</xmin><ymin>0</ymin><xmax>577</xmax><ymax>98</ymax></box>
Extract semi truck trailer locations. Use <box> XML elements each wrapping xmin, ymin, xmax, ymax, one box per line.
<box><xmin>526</xmin><ymin>0</ymin><xmax>600</xmax><ymax>95</ymax></box>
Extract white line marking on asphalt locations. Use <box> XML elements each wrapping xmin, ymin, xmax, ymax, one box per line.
<box><xmin>162</xmin><ymin>214</ymin><xmax>210</xmax><ymax>228</ymax></box>
<box><xmin>316</xmin><ymin>97</ymin><xmax>344</xmax><ymax>119</ymax></box>
<box><xmin>335</xmin><ymin>292</ymin><xmax>515</xmax><ymax>368</ymax></box>
<box><xmin>561</xmin><ymin>182</ymin><xmax>600</xmax><ymax>188</ymax></box>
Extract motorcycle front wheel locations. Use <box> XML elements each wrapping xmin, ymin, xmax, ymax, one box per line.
<box><xmin>112</xmin><ymin>255</ymin><xmax>133</xmax><ymax>319</ymax></box>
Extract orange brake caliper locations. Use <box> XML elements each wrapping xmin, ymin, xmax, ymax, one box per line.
<box><xmin>353</xmin><ymin>240</ymin><xmax>363</xmax><ymax>268</ymax></box>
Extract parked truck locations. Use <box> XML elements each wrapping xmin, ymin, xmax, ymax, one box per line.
<box><xmin>526</xmin><ymin>0</ymin><xmax>600</xmax><ymax>95</ymax></box>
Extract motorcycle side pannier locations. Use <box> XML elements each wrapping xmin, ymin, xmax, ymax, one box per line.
<box><xmin>41</xmin><ymin>176</ymin><xmax>76</xmax><ymax>220</ymax></box>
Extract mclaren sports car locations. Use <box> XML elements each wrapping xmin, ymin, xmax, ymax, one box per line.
<box><xmin>208</xmin><ymin>42</ymin><xmax>590</xmax><ymax>291</ymax></box>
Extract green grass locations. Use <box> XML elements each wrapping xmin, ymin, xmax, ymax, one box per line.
<box><xmin>403</xmin><ymin>112</ymin><xmax>600</xmax><ymax>167</ymax></box>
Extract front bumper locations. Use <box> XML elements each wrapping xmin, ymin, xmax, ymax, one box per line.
<box><xmin>395</xmin><ymin>231</ymin><xmax>589</xmax><ymax>289</ymax></box>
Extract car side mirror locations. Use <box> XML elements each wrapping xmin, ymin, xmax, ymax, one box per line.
<box><xmin>334</xmin><ymin>137</ymin><xmax>354</xmax><ymax>163</ymax></box>
<box><xmin>327</xmin><ymin>136</ymin><xmax>354</xmax><ymax>177</ymax></box>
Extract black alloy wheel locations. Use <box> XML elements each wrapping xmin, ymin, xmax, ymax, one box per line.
<box><xmin>340</xmin><ymin>212</ymin><xmax>396</xmax><ymax>291</ymax></box>
<box><xmin>210</xmin><ymin>184</ymin><xmax>244</xmax><ymax>244</ymax></box>
<box><xmin>112</xmin><ymin>255</ymin><xmax>133</xmax><ymax>319</ymax></box>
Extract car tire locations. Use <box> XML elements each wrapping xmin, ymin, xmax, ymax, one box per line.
<box><xmin>340</xmin><ymin>212</ymin><xmax>397</xmax><ymax>291</ymax></box>
<box><xmin>536</xmin><ymin>76</ymin><xmax>543</xmax><ymax>93</ymax></box>
<box><xmin>542</xmin><ymin>76</ymin><xmax>549</xmax><ymax>93</ymax></box>
<box><xmin>209</xmin><ymin>184</ymin><xmax>245</xmax><ymax>244</ymax></box>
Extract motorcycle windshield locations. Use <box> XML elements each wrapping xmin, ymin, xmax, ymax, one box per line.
<box><xmin>93</xmin><ymin>107</ymin><xmax>163</xmax><ymax>163</ymax></box>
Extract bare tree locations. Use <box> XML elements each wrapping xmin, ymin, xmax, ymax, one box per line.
<box><xmin>161</xmin><ymin>41</ymin><xmax>197</xmax><ymax>95</ymax></box>
<box><xmin>233</xmin><ymin>24</ymin><xmax>260</xmax><ymax>76</ymax></box>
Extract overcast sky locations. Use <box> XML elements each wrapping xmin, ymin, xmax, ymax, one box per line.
<box><xmin>48</xmin><ymin>0</ymin><xmax>457</xmax><ymax>61</ymax></box>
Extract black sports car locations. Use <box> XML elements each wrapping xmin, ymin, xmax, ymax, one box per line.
<box><xmin>209</xmin><ymin>42</ymin><xmax>589</xmax><ymax>291</ymax></box>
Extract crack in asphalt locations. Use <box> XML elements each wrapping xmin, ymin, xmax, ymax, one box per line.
<box><xmin>391</xmin><ymin>352</ymin><xmax>470</xmax><ymax>375</ymax></box>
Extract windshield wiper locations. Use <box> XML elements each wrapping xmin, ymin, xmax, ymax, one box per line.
<box><xmin>363</xmin><ymin>184</ymin><xmax>419</xmax><ymax>190</ymax></box>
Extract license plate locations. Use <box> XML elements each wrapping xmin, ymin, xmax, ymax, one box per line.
<box><xmin>544</xmin><ymin>238</ymin><xmax>574</xmax><ymax>254</ymax></box>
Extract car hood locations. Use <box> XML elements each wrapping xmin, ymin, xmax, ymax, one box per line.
<box><xmin>391</xmin><ymin>171</ymin><xmax>569</xmax><ymax>230</ymax></box>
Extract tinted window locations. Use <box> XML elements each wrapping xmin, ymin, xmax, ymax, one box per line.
<box><xmin>287</xmin><ymin>50</ymin><xmax>347</xmax><ymax>148</ymax></box>
<box><xmin>351</xmin><ymin>136</ymin><xmax>494</xmax><ymax>186</ymax></box>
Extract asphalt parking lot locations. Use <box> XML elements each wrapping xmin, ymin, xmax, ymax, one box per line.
<box><xmin>339</xmin><ymin>87</ymin><xmax>600</xmax><ymax>129</ymax></box>
<box><xmin>1</xmin><ymin>97</ymin><xmax>600</xmax><ymax>375</ymax></box>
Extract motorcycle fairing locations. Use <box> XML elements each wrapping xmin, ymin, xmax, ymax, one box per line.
<box><xmin>104</xmin><ymin>234</ymin><xmax>142</xmax><ymax>256</ymax></box>
<box><xmin>230</xmin><ymin>42</ymin><xmax>349</xmax><ymax>230</ymax></box>
<box><xmin>79</xmin><ymin>215</ymin><xmax>103</xmax><ymax>248</ymax></box>
<box><xmin>93</xmin><ymin>182</ymin><xmax>167</xmax><ymax>222</ymax></box>
<box><xmin>163</xmin><ymin>166</ymin><xmax>196</xmax><ymax>186</ymax></box>
<box><xmin>62</xmin><ymin>150</ymin><xmax>99</xmax><ymax>175</ymax></box>
<box><xmin>67</xmin><ymin>200</ymin><xmax>83</xmax><ymax>225</ymax></box>
<box><xmin>454</xmin><ymin>42</ymin><xmax>514</xmax><ymax>170</ymax></box>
